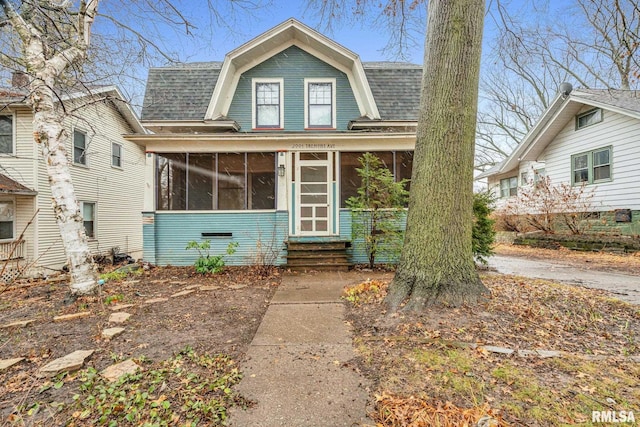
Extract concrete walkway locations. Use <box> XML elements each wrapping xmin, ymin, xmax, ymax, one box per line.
<box><xmin>230</xmin><ymin>271</ymin><xmax>390</xmax><ymax>427</ymax></box>
<box><xmin>488</xmin><ymin>255</ymin><xmax>640</xmax><ymax>305</ymax></box>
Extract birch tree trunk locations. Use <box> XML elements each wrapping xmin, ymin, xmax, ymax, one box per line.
<box><xmin>1</xmin><ymin>0</ymin><xmax>100</xmax><ymax>295</ymax></box>
<box><xmin>386</xmin><ymin>0</ymin><xmax>489</xmax><ymax>311</ymax></box>
<box><xmin>31</xmin><ymin>78</ymin><xmax>98</xmax><ymax>295</ymax></box>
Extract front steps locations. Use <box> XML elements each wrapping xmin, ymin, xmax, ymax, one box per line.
<box><xmin>285</xmin><ymin>239</ymin><xmax>351</xmax><ymax>272</ymax></box>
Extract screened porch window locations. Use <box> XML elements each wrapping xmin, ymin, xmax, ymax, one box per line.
<box><xmin>156</xmin><ymin>153</ymin><xmax>276</xmax><ymax>211</ymax></box>
<box><xmin>339</xmin><ymin>151</ymin><xmax>413</xmax><ymax>207</ymax></box>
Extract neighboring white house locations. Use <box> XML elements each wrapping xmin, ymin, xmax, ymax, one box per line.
<box><xmin>478</xmin><ymin>87</ymin><xmax>640</xmax><ymax>235</ymax></box>
<box><xmin>0</xmin><ymin>84</ymin><xmax>146</xmax><ymax>280</ymax></box>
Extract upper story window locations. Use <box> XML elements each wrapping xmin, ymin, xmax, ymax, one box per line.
<box><xmin>0</xmin><ymin>200</ymin><xmax>14</xmax><ymax>240</ymax></box>
<box><xmin>0</xmin><ymin>115</ymin><xmax>13</xmax><ymax>155</ymax></box>
<box><xmin>253</xmin><ymin>79</ymin><xmax>283</xmax><ymax>129</ymax></box>
<box><xmin>500</xmin><ymin>177</ymin><xmax>518</xmax><ymax>198</ymax></box>
<box><xmin>576</xmin><ymin>108</ymin><xmax>602</xmax><ymax>130</ymax></box>
<box><xmin>305</xmin><ymin>79</ymin><xmax>336</xmax><ymax>129</ymax></box>
<box><xmin>572</xmin><ymin>146</ymin><xmax>612</xmax><ymax>185</ymax></box>
<box><xmin>73</xmin><ymin>129</ymin><xmax>88</xmax><ymax>165</ymax></box>
<box><xmin>112</xmin><ymin>142</ymin><xmax>123</xmax><ymax>168</ymax></box>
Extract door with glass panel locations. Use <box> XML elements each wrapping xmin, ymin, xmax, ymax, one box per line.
<box><xmin>295</xmin><ymin>152</ymin><xmax>332</xmax><ymax>235</ymax></box>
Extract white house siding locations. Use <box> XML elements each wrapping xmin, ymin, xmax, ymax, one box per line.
<box><xmin>542</xmin><ymin>107</ymin><xmax>640</xmax><ymax>211</ymax></box>
<box><xmin>0</xmin><ymin>108</ymin><xmax>39</xmax><ymax>263</ymax></box>
<box><xmin>33</xmin><ymin>100</ymin><xmax>145</xmax><ymax>273</ymax></box>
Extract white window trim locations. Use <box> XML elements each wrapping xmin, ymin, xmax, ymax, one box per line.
<box><xmin>0</xmin><ymin>112</ymin><xmax>16</xmax><ymax>156</ymax></box>
<box><xmin>304</xmin><ymin>78</ymin><xmax>336</xmax><ymax>129</ymax></box>
<box><xmin>252</xmin><ymin>78</ymin><xmax>284</xmax><ymax>130</ymax></box>
<box><xmin>111</xmin><ymin>142</ymin><xmax>123</xmax><ymax>169</ymax></box>
<box><xmin>0</xmin><ymin>197</ymin><xmax>16</xmax><ymax>242</ymax></box>
<box><xmin>80</xmin><ymin>201</ymin><xmax>96</xmax><ymax>239</ymax></box>
<box><xmin>72</xmin><ymin>127</ymin><xmax>90</xmax><ymax>167</ymax></box>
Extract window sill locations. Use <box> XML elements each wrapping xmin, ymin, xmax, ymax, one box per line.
<box><xmin>73</xmin><ymin>162</ymin><xmax>90</xmax><ymax>169</ymax></box>
<box><xmin>111</xmin><ymin>165</ymin><xmax>124</xmax><ymax>171</ymax></box>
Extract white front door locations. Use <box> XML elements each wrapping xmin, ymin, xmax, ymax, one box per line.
<box><xmin>295</xmin><ymin>152</ymin><xmax>332</xmax><ymax>235</ymax></box>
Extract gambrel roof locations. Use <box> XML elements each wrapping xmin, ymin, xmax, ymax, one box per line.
<box><xmin>141</xmin><ymin>19</ymin><xmax>423</xmax><ymax>129</ymax></box>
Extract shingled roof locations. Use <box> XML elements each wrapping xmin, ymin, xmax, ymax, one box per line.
<box><xmin>0</xmin><ymin>173</ymin><xmax>36</xmax><ymax>195</ymax></box>
<box><xmin>140</xmin><ymin>61</ymin><xmax>422</xmax><ymax>122</ymax></box>
<box><xmin>573</xmin><ymin>89</ymin><xmax>640</xmax><ymax>115</ymax></box>
<box><xmin>363</xmin><ymin>62</ymin><xmax>422</xmax><ymax>121</ymax></box>
<box><xmin>141</xmin><ymin>62</ymin><xmax>223</xmax><ymax>122</ymax></box>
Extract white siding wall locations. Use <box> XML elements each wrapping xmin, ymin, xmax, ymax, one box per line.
<box><xmin>543</xmin><ymin>107</ymin><xmax>640</xmax><ymax>211</ymax></box>
<box><xmin>34</xmin><ymin>100</ymin><xmax>145</xmax><ymax>272</ymax></box>
<box><xmin>0</xmin><ymin>108</ymin><xmax>39</xmax><ymax>262</ymax></box>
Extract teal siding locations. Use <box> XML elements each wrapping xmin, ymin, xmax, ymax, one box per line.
<box><xmin>228</xmin><ymin>45</ymin><xmax>360</xmax><ymax>131</ymax></box>
<box><xmin>150</xmin><ymin>211</ymin><xmax>289</xmax><ymax>266</ymax></box>
<box><xmin>142</xmin><ymin>212</ymin><xmax>156</xmax><ymax>264</ymax></box>
<box><xmin>339</xmin><ymin>209</ymin><xmax>407</xmax><ymax>265</ymax></box>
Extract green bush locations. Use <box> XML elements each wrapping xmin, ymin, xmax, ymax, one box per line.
<box><xmin>472</xmin><ymin>191</ymin><xmax>496</xmax><ymax>264</ymax></box>
<box><xmin>185</xmin><ymin>240</ymin><xmax>238</xmax><ymax>274</ymax></box>
<box><xmin>346</xmin><ymin>153</ymin><xmax>409</xmax><ymax>268</ymax></box>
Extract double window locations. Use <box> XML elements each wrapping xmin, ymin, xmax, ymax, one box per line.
<box><xmin>500</xmin><ymin>177</ymin><xmax>518</xmax><ymax>198</ymax></box>
<box><xmin>0</xmin><ymin>115</ymin><xmax>13</xmax><ymax>155</ymax></box>
<box><xmin>73</xmin><ymin>129</ymin><xmax>88</xmax><ymax>165</ymax></box>
<box><xmin>0</xmin><ymin>200</ymin><xmax>14</xmax><ymax>240</ymax></box>
<box><xmin>572</xmin><ymin>146</ymin><xmax>612</xmax><ymax>185</ymax></box>
<box><xmin>156</xmin><ymin>152</ymin><xmax>276</xmax><ymax>211</ymax></box>
<box><xmin>254</xmin><ymin>80</ymin><xmax>283</xmax><ymax>129</ymax></box>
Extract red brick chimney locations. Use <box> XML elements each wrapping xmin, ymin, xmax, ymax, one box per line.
<box><xmin>11</xmin><ymin>71</ymin><xmax>29</xmax><ymax>88</ymax></box>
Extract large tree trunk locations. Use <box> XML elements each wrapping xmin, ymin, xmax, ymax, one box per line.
<box><xmin>31</xmin><ymin>77</ymin><xmax>98</xmax><ymax>295</ymax></box>
<box><xmin>386</xmin><ymin>0</ymin><xmax>489</xmax><ymax>311</ymax></box>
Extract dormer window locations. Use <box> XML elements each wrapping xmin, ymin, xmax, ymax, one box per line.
<box><xmin>576</xmin><ymin>108</ymin><xmax>602</xmax><ymax>130</ymax></box>
<box><xmin>305</xmin><ymin>79</ymin><xmax>336</xmax><ymax>129</ymax></box>
<box><xmin>253</xmin><ymin>79</ymin><xmax>283</xmax><ymax>129</ymax></box>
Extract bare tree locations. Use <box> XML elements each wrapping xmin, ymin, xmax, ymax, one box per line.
<box><xmin>477</xmin><ymin>0</ymin><xmax>640</xmax><ymax>170</ymax></box>
<box><xmin>385</xmin><ymin>0</ymin><xmax>489</xmax><ymax>310</ymax></box>
<box><xmin>0</xmin><ymin>1</ymin><xmax>265</xmax><ymax>295</ymax></box>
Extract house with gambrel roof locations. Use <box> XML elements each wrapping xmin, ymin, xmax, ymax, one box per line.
<box><xmin>479</xmin><ymin>87</ymin><xmax>640</xmax><ymax>235</ymax></box>
<box><xmin>131</xmin><ymin>18</ymin><xmax>422</xmax><ymax>269</ymax></box>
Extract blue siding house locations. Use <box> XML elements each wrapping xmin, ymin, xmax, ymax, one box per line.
<box><xmin>131</xmin><ymin>19</ymin><xmax>421</xmax><ymax>269</ymax></box>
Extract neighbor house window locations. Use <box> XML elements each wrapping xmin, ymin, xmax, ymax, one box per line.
<box><xmin>533</xmin><ymin>168</ymin><xmax>546</xmax><ymax>184</ymax></box>
<box><xmin>0</xmin><ymin>115</ymin><xmax>13</xmax><ymax>155</ymax></box>
<box><xmin>576</xmin><ymin>108</ymin><xmax>602</xmax><ymax>130</ymax></box>
<box><xmin>0</xmin><ymin>200</ymin><xmax>14</xmax><ymax>240</ymax></box>
<box><xmin>156</xmin><ymin>153</ymin><xmax>276</xmax><ymax>211</ymax></box>
<box><xmin>340</xmin><ymin>151</ymin><xmax>412</xmax><ymax>207</ymax></box>
<box><xmin>73</xmin><ymin>129</ymin><xmax>87</xmax><ymax>165</ymax></box>
<box><xmin>254</xmin><ymin>80</ymin><xmax>283</xmax><ymax>129</ymax></box>
<box><xmin>520</xmin><ymin>171</ymin><xmax>530</xmax><ymax>185</ymax></box>
<box><xmin>112</xmin><ymin>142</ymin><xmax>123</xmax><ymax>168</ymax></box>
<box><xmin>81</xmin><ymin>202</ymin><xmax>95</xmax><ymax>238</ymax></box>
<box><xmin>306</xmin><ymin>79</ymin><xmax>335</xmax><ymax>128</ymax></box>
<box><xmin>572</xmin><ymin>146</ymin><xmax>612</xmax><ymax>184</ymax></box>
<box><xmin>500</xmin><ymin>177</ymin><xmax>518</xmax><ymax>198</ymax></box>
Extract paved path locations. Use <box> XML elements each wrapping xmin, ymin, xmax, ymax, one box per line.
<box><xmin>229</xmin><ymin>271</ymin><xmax>390</xmax><ymax>427</ymax></box>
<box><xmin>488</xmin><ymin>255</ymin><xmax>640</xmax><ymax>305</ymax></box>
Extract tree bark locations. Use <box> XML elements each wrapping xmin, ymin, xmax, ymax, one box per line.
<box><xmin>30</xmin><ymin>78</ymin><xmax>98</xmax><ymax>295</ymax></box>
<box><xmin>386</xmin><ymin>0</ymin><xmax>489</xmax><ymax>311</ymax></box>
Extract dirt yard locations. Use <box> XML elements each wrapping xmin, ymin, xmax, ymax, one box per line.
<box><xmin>0</xmin><ymin>265</ymin><xmax>279</xmax><ymax>425</ymax></box>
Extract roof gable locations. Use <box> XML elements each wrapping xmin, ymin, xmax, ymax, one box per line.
<box><xmin>205</xmin><ymin>18</ymin><xmax>380</xmax><ymax>121</ymax></box>
<box><xmin>479</xmin><ymin>89</ymin><xmax>640</xmax><ymax>179</ymax></box>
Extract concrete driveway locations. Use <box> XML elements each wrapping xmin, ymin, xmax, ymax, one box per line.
<box><xmin>487</xmin><ymin>255</ymin><xmax>640</xmax><ymax>305</ymax></box>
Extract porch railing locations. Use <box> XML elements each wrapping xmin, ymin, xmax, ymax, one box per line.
<box><xmin>0</xmin><ymin>239</ymin><xmax>26</xmax><ymax>261</ymax></box>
